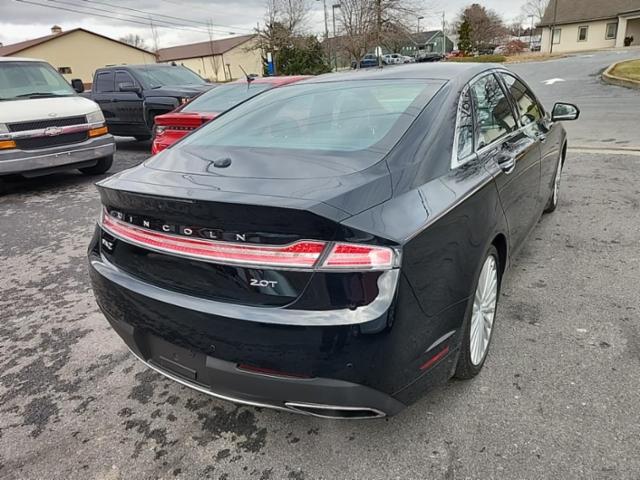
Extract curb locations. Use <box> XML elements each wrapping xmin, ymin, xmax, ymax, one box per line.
<box><xmin>602</xmin><ymin>59</ymin><xmax>640</xmax><ymax>89</ymax></box>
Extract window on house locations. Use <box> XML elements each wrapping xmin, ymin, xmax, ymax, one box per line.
<box><xmin>606</xmin><ymin>22</ymin><xmax>618</xmax><ymax>40</ymax></box>
<box><xmin>578</xmin><ymin>26</ymin><xmax>588</xmax><ymax>42</ymax></box>
<box><xmin>552</xmin><ymin>28</ymin><xmax>561</xmax><ymax>44</ymax></box>
<box><xmin>57</xmin><ymin>67</ymin><xmax>72</xmax><ymax>74</ymax></box>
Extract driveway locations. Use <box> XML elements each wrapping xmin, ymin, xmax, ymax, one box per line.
<box><xmin>1</xmin><ymin>50</ymin><xmax>639</xmax><ymax>480</ymax></box>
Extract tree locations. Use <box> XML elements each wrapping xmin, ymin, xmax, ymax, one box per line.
<box><xmin>119</xmin><ymin>33</ymin><xmax>148</xmax><ymax>50</ymax></box>
<box><xmin>455</xmin><ymin>4</ymin><xmax>506</xmax><ymax>52</ymax></box>
<box><xmin>457</xmin><ymin>20</ymin><xmax>472</xmax><ymax>55</ymax></box>
<box><xmin>337</xmin><ymin>0</ymin><xmax>425</xmax><ymax>65</ymax></box>
<box><xmin>521</xmin><ymin>0</ymin><xmax>549</xmax><ymax>23</ymax></box>
<box><xmin>278</xmin><ymin>36</ymin><xmax>332</xmax><ymax>75</ymax></box>
<box><xmin>256</xmin><ymin>0</ymin><xmax>312</xmax><ymax>74</ymax></box>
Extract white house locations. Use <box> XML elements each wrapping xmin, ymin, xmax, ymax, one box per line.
<box><xmin>540</xmin><ymin>0</ymin><xmax>640</xmax><ymax>53</ymax></box>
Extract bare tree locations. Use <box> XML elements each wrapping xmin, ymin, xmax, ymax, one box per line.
<box><xmin>338</xmin><ymin>0</ymin><xmax>424</xmax><ymax>64</ymax></box>
<box><xmin>119</xmin><ymin>33</ymin><xmax>148</xmax><ymax>50</ymax></box>
<box><xmin>256</xmin><ymin>0</ymin><xmax>312</xmax><ymax>73</ymax></box>
<box><xmin>521</xmin><ymin>0</ymin><xmax>549</xmax><ymax>23</ymax></box>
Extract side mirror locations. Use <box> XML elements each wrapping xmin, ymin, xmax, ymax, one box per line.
<box><xmin>71</xmin><ymin>79</ymin><xmax>85</xmax><ymax>93</ymax></box>
<box><xmin>119</xmin><ymin>83</ymin><xmax>142</xmax><ymax>94</ymax></box>
<box><xmin>552</xmin><ymin>102</ymin><xmax>580</xmax><ymax>121</ymax></box>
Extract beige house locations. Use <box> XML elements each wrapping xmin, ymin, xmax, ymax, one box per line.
<box><xmin>156</xmin><ymin>35</ymin><xmax>262</xmax><ymax>82</ymax></box>
<box><xmin>540</xmin><ymin>0</ymin><xmax>640</xmax><ymax>53</ymax></box>
<box><xmin>0</xmin><ymin>26</ymin><xmax>156</xmax><ymax>85</ymax></box>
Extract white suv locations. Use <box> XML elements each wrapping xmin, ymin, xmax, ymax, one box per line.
<box><xmin>0</xmin><ymin>57</ymin><xmax>115</xmax><ymax>178</ymax></box>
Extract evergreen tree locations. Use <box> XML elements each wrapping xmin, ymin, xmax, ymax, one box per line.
<box><xmin>458</xmin><ymin>20</ymin><xmax>472</xmax><ymax>55</ymax></box>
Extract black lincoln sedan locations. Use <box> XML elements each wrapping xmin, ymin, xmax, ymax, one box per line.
<box><xmin>89</xmin><ymin>64</ymin><xmax>579</xmax><ymax>419</ymax></box>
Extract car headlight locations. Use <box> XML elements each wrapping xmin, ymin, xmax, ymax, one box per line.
<box><xmin>86</xmin><ymin>110</ymin><xmax>105</xmax><ymax>125</ymax></box>
<box><xmin>180</xmin><ymin>97</ymin><xmax>189</xmax><ymax>105</ymax></box>
<box><xmin>0</xmin><ymin>123</ymin><xmax>9</xmax><ymax>134</ymax></box>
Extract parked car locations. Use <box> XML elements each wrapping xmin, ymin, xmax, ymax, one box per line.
<box><xmin>0</xmin><ymin>57</ymin><xmax>115</xmax><ymax>178</ymax></box>
<box><xmin>89</xmin><ymin>64</ymin><xmax>579</xmax><ymax>419</ymax></box>
<box><xmin>351</xmin><ymin>54</ymin><xmax>379</xmax><ymax>69</ymax></box>
<box><xmin>152</xmin><ymin>75</ymin><xmax>308</xmax><ymax>154</ymax></box>
<box><xmin>76</xmin><ymin>64</ymin><xmax>215</xmax><ymax>141</ymax></box>
<box><xmin>382</xmin><ymin>54</ymin><xmax>403</xmax><ymax>65</ymax></box>
<box><xmin>446</xmin><ymin>50</ymin><xmax>465</xmax><ymax>59</ymax></box>
<box><xmin>401</xmin><ymin>55</ymin><xmax>416</xmax><ymax>63</ymax></box>
<box><xmin>417</xmin><ymin>52</ymin><xmax>445</xmax><ymax>62</ymax></box>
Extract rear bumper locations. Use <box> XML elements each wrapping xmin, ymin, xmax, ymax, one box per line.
<box><xmin>112</xmin><ymin>319</ymin><xmax>405</xmax><ymax>419</ymax></box>
<box><xmin>0</xmin><ymin>135</ymin><xmax>115</xmax><ymax>175</ymax></box>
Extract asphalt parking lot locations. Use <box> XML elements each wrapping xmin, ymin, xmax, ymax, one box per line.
<box><xmin>1</xmin><ymin>51</ymin><xmax>640</xmax><ymax>480</ymax></box>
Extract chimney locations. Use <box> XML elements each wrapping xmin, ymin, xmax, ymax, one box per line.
<box><xmin>51</xmin><ymin>25</ymin><xmax>62</xmax><ymax>34</ymax></box>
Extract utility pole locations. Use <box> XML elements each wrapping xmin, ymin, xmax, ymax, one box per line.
<box><xmin>332</xmin><ymin>4</ymin><xmax>340</xmax><ymax>71</ymax></box>
<box><xmin>442</xmin><ymin>11</ymin><xmax>446</xmax><ymax>56</ymax></box>
<box><xmin>550</xmin><ymin>0</ymin><xmax>559</xmax><ymax>54</ymax></box>
<box><xmin>376</xmin><ymin>0</ymin><xmax>382</xmax><ymax>67</ymax></box>
<box><xmin>528</xmin><ymin>14</ymin><xmax>535</xmax><ymax>50</ymax></box>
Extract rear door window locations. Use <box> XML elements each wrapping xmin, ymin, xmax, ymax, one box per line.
<box><xmin>95</xmin><ymin>71</ymin><xmax>115</xmax><ymax>93</ymax></box>
<box><xmin>469</xmin><ymin>74</ymin><xmax>517</xmax><ymax>148</ymax></box>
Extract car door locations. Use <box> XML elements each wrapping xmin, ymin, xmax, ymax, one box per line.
<box><xmin>469</xmin><ymin>72</ymin><xmax>541</xmax><ymax>251</ymax></box>
<box><xmin>92</xmin><ymin>70</ymin><xmax>118</xmax><ymax>124</ymax></box>
<box><xmin>499</xmin><ymin>72</ymin><xmax>556</xmax><ymax>209</ymax></box>
<box><xmin>114</xmin><ymin>70</ymin><xmax>144</xmax><ymax>127</ymax></box>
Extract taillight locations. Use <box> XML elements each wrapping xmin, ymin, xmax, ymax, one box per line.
<box><xmin>100</xmin><ymin>209</ymin><xmax>399</xmax><ymax>271</ymax></box>
<box><xmin>319</xmin><ymin>243</ymin><xmax>397</xmax><ymax>270</ymax></box>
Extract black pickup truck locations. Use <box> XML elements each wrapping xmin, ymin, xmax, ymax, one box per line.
<box><xmin>75</xmin><ymin>64</ymin><xmax>215</xmax><ymax>140</ymax></box>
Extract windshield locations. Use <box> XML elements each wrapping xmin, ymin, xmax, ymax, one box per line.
<box><xmin>179</xmin><ymin>80</ymin><xmax>441</xmax><ymax>152</ymax></box>
<box><xmin>133</xmin><ymin>66</ymin><xmax>206</xmax><ymax>89</ymax></box>
<box><xmin>182</xmin><ymin>83</ymin><xmax>271</xmax><ymax>113</ymax></box>
<box><xmin>0</xmin><ymin>61</ymin><xmax>75</xmax><ymax>101</ymax></box>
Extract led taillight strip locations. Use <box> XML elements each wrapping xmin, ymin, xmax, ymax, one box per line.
<box><xmin>100</xmin><ymin>210</ymin><xmax>398</xmax><ymax>270</ymax></box>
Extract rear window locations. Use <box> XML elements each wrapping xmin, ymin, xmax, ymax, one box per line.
<box><xmin>183</xmin><ymin>83</ymin><xmax>271</xmax><ymax>113</ymax></box>
<box><xmin>180</xmin><ymin>80</ymin><xmax>442</xmax><ymax>153</ymax></box>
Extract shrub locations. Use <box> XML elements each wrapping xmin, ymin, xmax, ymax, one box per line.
<box><xmin>447</xmin><ymin>55</ymin><xmax>507</xmax><ymax>63</ymax></box>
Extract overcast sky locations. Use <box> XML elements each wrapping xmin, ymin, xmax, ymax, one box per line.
<box><xmin>0</xmin><ymin>0</ymin><xmax>528</xmax><ymax>49</ymax></box>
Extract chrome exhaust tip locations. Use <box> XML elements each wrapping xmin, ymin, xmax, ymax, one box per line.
<box><xmin>284</xmin><ymin>402</ymin><xmax>386</xmax><ymax>419</ymax></box>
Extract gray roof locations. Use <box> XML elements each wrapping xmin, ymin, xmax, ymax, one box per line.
<box><xmin>539</xmin><ymin>0</ymin><xmax>640</xmax><ymax>26</ymax></box>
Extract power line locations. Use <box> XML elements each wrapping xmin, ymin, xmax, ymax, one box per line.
<box><xmin>154</xmin><ymin>0</ymin><xmax>255</xmax><ymax>32</ymax></box>
<box><xmin>46</xmin><ymin>0</ymin><xmax>234</xmax><ymax>35</ymax></box>
<box><xmin>80</xmin><ymin>0</ymin><xmax>252</xmax><ymax>32</ymax></box>
<box><xmin>14</xmin><ymin>0</ymin><xmax>243</xmax><ymax>37</ymax></box>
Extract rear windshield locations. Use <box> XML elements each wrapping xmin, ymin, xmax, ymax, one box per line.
<box><xmin>182</xmin><ymin>83</ymin><xmax>271</xmax><ymax>113</ymax></box>
<box><xmin>133</xmin><ymin>66</ymin><xmax>206</xmax><ymax>88</ymax></box>
<box><xmin>0</xmin><ymin>61</ymin><xmax>75</xmax><ymax>101</ymax></box>
<box><xmin>179</xmin><ymin>80</ymin><xmax>442</xmax><ymax>153</ymax></box>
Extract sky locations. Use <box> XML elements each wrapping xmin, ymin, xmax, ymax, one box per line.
<box><xmin>0</xmin><ymin>0</ymin><xmax>528</xmax><ymax>49</ymax></box>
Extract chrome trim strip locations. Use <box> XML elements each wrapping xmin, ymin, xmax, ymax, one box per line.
<box><xmin>284</xmin><ymin>402</ymin><xmax>386</xmax><ymax>419</ymax></box>
<box><xmin>92</xmin><ymin>255</ymin><xmax>399</xmax><ymax>326</ymax></box>
<box><xmin>126</xmin><ymin>346</ymin><xmax>291</xmax><ymax>413</ymax></box>
<box><xmin>100</xmin><ymin>211</ymin><xmax>400</xmax><ymax>273</ymax></box>
<box><xmin>0</xmin><ymin>121</ymin><xmax>104</xmax><ymax>141</ymax></box>
<box><xmin>425</xmin><ymin>330</ymin><xmax>456</xmax><ymax>353</ymax></box>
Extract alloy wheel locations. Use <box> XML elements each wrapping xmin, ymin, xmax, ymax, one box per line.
<box><xmin>470</xmin><ymin>255</ymin><xmax>498</xmax><ymax>366</ymax></box>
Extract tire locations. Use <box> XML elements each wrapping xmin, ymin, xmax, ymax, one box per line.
<box><xmin>134</xmin><ymin>135</ymin><xmax>152</xmax><ymax>142</ymax></box>
<box><xmin>455</xmin><ymin>246</ymin><xmax>501</xmax><ymax>379</ymax></box>
<box><xmin>79</xmin><ymin>155</ymin><xmax>113</xmax><ymax>175</ymax></box>
<box><xmin>544</xmin><ymin>149</ymin><xmax>564</xmax><ymax>213</ymax></box>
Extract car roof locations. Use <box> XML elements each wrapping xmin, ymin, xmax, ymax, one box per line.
<box><xmin>229</xmin><ymin>75</ymin><xmax>310</xmax><ymax>86</ymax></box>
<box><xmin>303</xmin><ymin>63</ymin><xmax>506</xmax><ymax>84</ymax></box>
<box><xmin>0</xmin><ymin>56</ymin><xmax>45</xmax><ymax>62</ymax></box>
